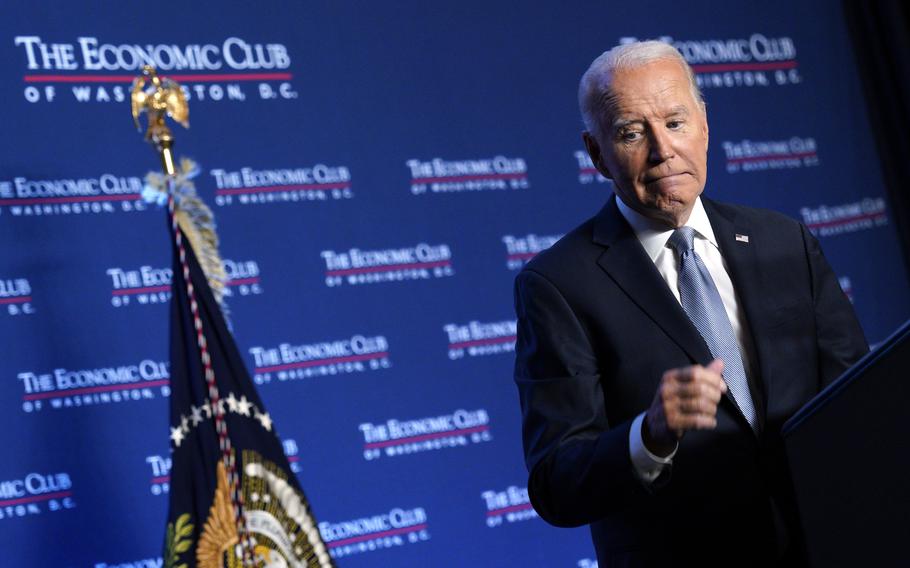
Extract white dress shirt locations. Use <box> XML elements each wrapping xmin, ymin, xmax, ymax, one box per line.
<box><xmin>615</xmin><ymin>196</ymin><xmax>756</xmax><ymax>483</ymax></box>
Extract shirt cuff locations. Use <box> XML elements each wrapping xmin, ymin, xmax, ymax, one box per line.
<box><xmin>629</xmin><ymin>412</ymin><xmax>678</xmax><ymax>483</ymax></box>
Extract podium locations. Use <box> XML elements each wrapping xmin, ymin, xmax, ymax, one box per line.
<box><xmin>782</xmin><ymin>319</ymin><xmax>910</xmax><ymax>567</ymax></box>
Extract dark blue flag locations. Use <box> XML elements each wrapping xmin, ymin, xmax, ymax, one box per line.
<box><xmin>164</xmin><ymin>223</ymin><xmax>334</xmax><ymax>568</ymax></box>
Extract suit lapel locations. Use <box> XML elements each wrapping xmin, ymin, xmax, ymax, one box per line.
<box><xmin>592</xmin><ymin>198</ymin><xmax>714</xmax><ymax>366</ymax></box>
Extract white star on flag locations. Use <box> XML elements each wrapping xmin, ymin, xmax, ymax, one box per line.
<box><xmin>190</xmin><ymin>405</ymin><xmax>204</xmax><ymax>426</ymax></box>
<box><xmin>170</xmin><ymin>426</ymin><xmax>185</xmax><ymax>447</ymax></box>
<box><xmin>237</xmin><ymin>395</ymin><xmax>253</xmax><ymax>416</ymax></box>
<box><xmin>256</xmin><ymin>410</ymin><xmax>273</xmax><ymax>431</ymax></box>
<box><xmin>225</xmin><ymin>392</ymin><xmax>239</xmax><ymax>413</ymax></box>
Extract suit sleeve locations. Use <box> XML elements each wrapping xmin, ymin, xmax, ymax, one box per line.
<box><xmin>801</xmin><ymin>224</ymin><xmax>869</xmax><ymax>386</ymax></box>
<box><xmin>514</xmin><ymin>268</ymin><xmax>652</xmax><ymax>528</ymax></box>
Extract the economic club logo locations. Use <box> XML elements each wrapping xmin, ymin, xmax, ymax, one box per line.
<box><xmin>319</xmin><ymin>506</ymin><xmax>430</xmax><ymax>560</ymax></box>
<box><xmin>248</xmin><ymin>334</ymin><xmax>391</xmax><ymax>385</ymax></box>
<box><xmin>210</xmin><ymin>165</ymin><xmax>353</xmax><ymax>207</ymax></box>
<box><xmin>108</xmin><ymin>265</ymin><xmax>172</xmax><ymax>307</ymax></box>
<box><xmin>108</xmin><ymin>259</ymin><xmax>264</xmax><ymax>308</ymax></box>
<box><xmin>146</xmin><ymin>438</ymin><xmax>301</xmax><ymax>497</ymax></box>
<box><xmin>621</xmin><ymin>33</ymin><xmax>801</xmax><ymax>89</ymax></box>
<box><xmin>444</xmin><ymin>319</ymin><xmax>517</xmax><ymax>360</ymax></box>
<box><xmin>0</xmin><ymin>472</ymin><xmax>76</xmax><ymax>520</ymax></box>
<box><xmin>723</xmin><ymin>137</ymin><xmax>819</xmax><ymax>174</ymax></box>
<box><xmin>0</xmin><ymin>173</ymin><xmax>147</xmax><ymax>217</ymax></box>
<box><xmin>0</xmin><ymin>277</ymin><xmax>35</xmax><ymax>316</ymax></box>
<box><xmin>574</xmin><ymin>151</ymin><xmax>608</xmax><ymax>185</ymax></box>
<box><xmin>146</xmin><ymin>454</ymin><xmax>172</xmax><ymax>497</ymax></box>
<box><xmin>322</xmin><ymin>243</ymin><xmax>454</xmax><ymax>287</ymax></box>
<box><xmin>407</xmin><ymin>156</ymin><xmax>529</xmax><ymax>195</ymax></box>
<box><xmin>15</xmin><ymin>36</ymin><xmax>299</xmax><ymax>105</ymax></box>
<box><xmin>481</xmin><ymin>485</ymin><xmax>537</xmax><ymax>528</ymax></box>
<box><xmin>17</xmin><ymin>359</ymin><xmax>170</xmax><ymax>414</ymax></box>
<box><xmin>502</xmin><ymin>233</ymin><xmax>561</xmax><ymax>270</ymax></box>
<box><xmin>360</xmin><ymin>408</ymin><xmax>492</xmax><ymax>461</ymax></box>
<box><xmin>800</xmin><ymin>198</ymin><xmax>888</xmax><ymax>237</ymax></box>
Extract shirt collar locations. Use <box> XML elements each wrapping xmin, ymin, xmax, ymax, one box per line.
<box><xmin>615</xmin><ymin>195</ymin><xmax>718</xmax><ymax>262</ymax></box>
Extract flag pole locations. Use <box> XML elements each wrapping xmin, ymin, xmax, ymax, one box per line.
<box><xmin>132</xmin><ymin>65</ymin><xmax>255</xmax><ymax>566</ymax></box>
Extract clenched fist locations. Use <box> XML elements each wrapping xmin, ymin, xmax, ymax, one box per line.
<box><xmin>643</xmin><ymin>359</ymin><xmax>728</xmax><ymax>456</ymax></box>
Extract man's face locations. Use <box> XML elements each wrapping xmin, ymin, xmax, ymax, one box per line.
<box><xmin>584</xmin><ymin>59</ymin><xmax>709</xmax><ymax>228</ymax></box>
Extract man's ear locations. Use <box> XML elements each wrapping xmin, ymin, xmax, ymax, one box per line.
<box><xmin>701</xmin><ymin>104</ymin><xmax>709</xmax><ymax>151</ymax></box>
<box><xmin>582</xmin><ymin>131</ymin><xmax>613</xmax><ymax>180</ymax></box>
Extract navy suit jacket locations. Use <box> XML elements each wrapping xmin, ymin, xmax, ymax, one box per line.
<box><xmin>513</xmin><ymin>196</ymin><xmax>868</xmax><ymax>567</ymax></box>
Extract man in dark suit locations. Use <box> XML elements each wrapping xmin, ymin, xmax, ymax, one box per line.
<box><xmin>513</xmin><ymin>41</ymin><xmax>868</xmax><ymax>566</ymax></box>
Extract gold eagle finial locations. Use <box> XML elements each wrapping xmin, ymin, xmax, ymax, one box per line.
<box><xmin>131</xmin><ymin>65</ymin><xmax>189</xmax><ymax>175</ymax></box>
<box><xmin>131</xmin><ymin>65</ymin><xmax>189</xmax><ymax>136</ymax></box>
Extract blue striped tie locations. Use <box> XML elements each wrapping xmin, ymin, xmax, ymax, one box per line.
<box><xmin>668</xmin><ymin>226</ymin><xmax>758</xmax><ymax>432</ymax></box>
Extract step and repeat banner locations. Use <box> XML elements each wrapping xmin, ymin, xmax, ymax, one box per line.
<box><xmin>1</xmin><ymin>1</ymin><xmax>907</xmax><ymax>566</ymax></box>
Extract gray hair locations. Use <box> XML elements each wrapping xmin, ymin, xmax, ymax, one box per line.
<box><xmin>579</xmin><ymin>40</ymin><xmax>704</xmax><ymax>140</ymax></box>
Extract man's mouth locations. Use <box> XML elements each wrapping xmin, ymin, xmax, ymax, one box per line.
<box><xmin>645</xmin><ymin>172</ymin><xmax>688</xmax><ymax>184</ymax></box>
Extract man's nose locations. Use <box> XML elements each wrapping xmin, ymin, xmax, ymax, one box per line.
<box><xmin>648</xmin><ymin>129</ymin><xmax>675</xmax><ymax>163</ymax></box>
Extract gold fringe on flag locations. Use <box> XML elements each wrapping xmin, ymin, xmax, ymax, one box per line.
<box><xmin>143</xmin><ymin>157</ymin><xmax>230</xmax><ymax>319</ymax></box>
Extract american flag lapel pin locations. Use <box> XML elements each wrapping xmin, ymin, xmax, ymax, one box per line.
<box><xmin>735</xmin><ymin>234</ymin><xmax>750</xmax><ymax>243</ymax></box>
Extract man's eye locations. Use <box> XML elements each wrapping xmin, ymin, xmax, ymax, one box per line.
<box><xmin>622</xmin><ymin>131</ymin><xmax>643</xmax><ymax>141</ymax></box>
<box><xmin>667</xmin><ymin>120</ymin><xmax>684</xmax><ymax>129</ymax></box>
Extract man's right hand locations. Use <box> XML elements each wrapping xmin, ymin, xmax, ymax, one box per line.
<box><xmin>642</xmin><ymin>359</ymin><xmax>727</xmax><ymax>456</ymax></box>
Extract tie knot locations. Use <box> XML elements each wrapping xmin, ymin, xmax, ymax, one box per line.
<box><xmin>668</xmin><ymin>226</ymin><xmax>696</xmax><ymax>256</ymax></box>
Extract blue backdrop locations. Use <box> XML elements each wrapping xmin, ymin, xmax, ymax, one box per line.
<box><xmin>1</xmin><ymin>2</ymin><xmax>907</xmax><ymax>567</ymax></box>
